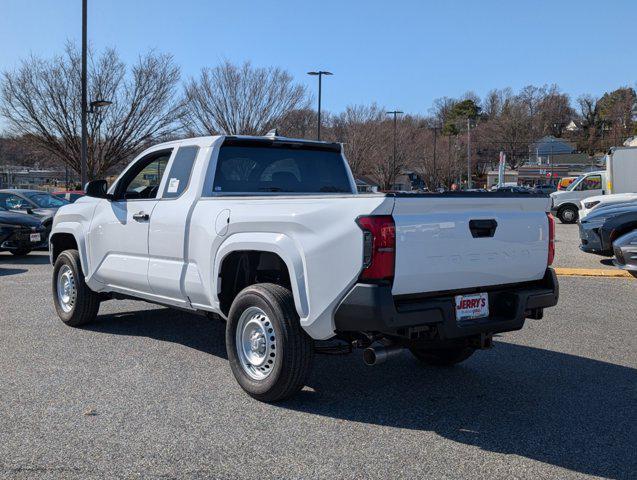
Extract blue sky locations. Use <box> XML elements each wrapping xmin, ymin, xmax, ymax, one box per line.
<box><xmin>1</xmin><ymin>0</ymin><xmax>635</xmax><ymax>117</ymax></box>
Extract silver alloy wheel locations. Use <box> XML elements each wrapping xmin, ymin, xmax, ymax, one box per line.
<box><xmin>56</xmin><ymin>265</ymin><xmax>76</xmax><ymax>313</ymax></box>
<box><xmin>235</xmin><ymin>306</ymin><xmax>277</xmax><ymax>380</ymax></box>
<box><xmin>562</xmin><ymin>208</ymin><xmax>576</xmax><ymax>222</ymax></box>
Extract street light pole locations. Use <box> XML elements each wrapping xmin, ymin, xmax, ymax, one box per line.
<box><xmin>466</xmin><ymin>118</ymin><xmax>471</xmax><ymax>189</ymax></box>
<box><xmin>80</xmin><ymin>0</ymin><xmax>88</xmax><ymax>187</ymax></box>
<box><xmin>307</xmin><ymin>71</ymin><xmax>333</xmax><ymax>141</ymax></box>
<box><xmin>387</xmin><ymin>110</ymin><xmax>404</xmax><ymax>190</ymax></box>
<box><xmin>432</xmin><ymin>126</ymin><xmax>438</xmax><ymax>188</ymax></box>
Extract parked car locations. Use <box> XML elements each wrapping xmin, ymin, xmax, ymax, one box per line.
<box><xmin>579</xmin><ymin>204</ymin><xmax>637</xmax><ymax>255</ymax></box>
<box><xmin>557</xmin><ymin>177</ymin><xmax>577</xmax><ymax>191</ymax></box>
<box><xmin>579</xmin><ymin>192</ymin><xmax>637</xmax><ymax>220</ymax></box>
<box><xmin>533</xmin><ymin>184</ymin><xmax>557</xmax><ymax>195</ymax></box>
<box><xmin>494</xmin><ymin>185</ymin><xmax>535</xmax><ymax>194</ymax></box>
<box><xmin>613</xmin><ymin>230</ymin><xmax>637</xmax><ymax>277</ymax></box>
<box><xmin>0</xmin><ymin>189</ymin><xmax>69</xmax><ymax>245</ymax></box>
<box><xmin>52</xmin><ymin>190</ymin><xmax>85</xmax><ymax>203</ymax></box>
<box><xmin>0</xmin><ymin>205</ymin><xmax>48</xmax><ymax>256</ymax></box>
<box><xmin>50</xmin><ymin>134</ymin><xmax>559</xmax><ymax>402</ymax></box>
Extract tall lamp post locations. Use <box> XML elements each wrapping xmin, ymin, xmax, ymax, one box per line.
<box><xmin>307</xmin><ymin>71</ymin><xmax>333</xmax><ymax>141</ymax></box>
<box><xmin>466</xmin><ymin>117</ymin><xmax>476</xmax><ymax>189</ymax></box>
<box><xmin>387</xmin><ymin>110</ymin><xmax>404</xmax><ymax>190</ymax></box>
<box><xmin>81</xmin><ymin>0</ymin><xmax>88</xmax><ymax>187</ymax></box>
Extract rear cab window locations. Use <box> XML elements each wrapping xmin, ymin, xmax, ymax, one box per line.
<box><xmin>162</xmin><ymin>146</ymin><xmax>199</xmax><ymax>199</ymax></box>
<box><xmin>206</xmin><ymin>139</ymin><xmax>354</xmax><ymax>195</ymax></box>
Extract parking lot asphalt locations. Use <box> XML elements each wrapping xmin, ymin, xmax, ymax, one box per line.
<box><xmin>553</xmin><ymin>222</ymin><xmax>616</xmax><ymax>271</ymax></box>
<box><xmin>0</xmin><ymin>231</ymin><xmax>635</xmax><ymax>479</ymax></box>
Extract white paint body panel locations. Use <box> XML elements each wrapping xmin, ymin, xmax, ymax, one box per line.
<box><xmin>391</xmin><ymin>197</ymin><xmax>551</xmax><ymax>295</ymax></box>
<box><xmin>52</xmin><ymin>135</ymin><xmax>552</xmax><ymax>340</ymax></box>
<box><xmin>606</xmin><ymin>146</ymin><xmax>637</xmax><ymax>194</ymax></box>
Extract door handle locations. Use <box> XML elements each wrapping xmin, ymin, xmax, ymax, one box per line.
<box><xmin>133</xmin><ymin>211</ymin><xmax>150</xmax><ymax>222</ymax></box>
<box><xmin>469</xmin><ymin>219</ymin><xmax>497</xmax><ymax>238</ymax></box>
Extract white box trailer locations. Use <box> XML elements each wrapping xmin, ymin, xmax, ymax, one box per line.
<box><xmin>607</xmin><ymin>146</ymin><xmax>637</xmax><ymax>194</ymax></box>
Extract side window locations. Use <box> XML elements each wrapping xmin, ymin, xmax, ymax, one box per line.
<box><xmin>162</xmin><ymin>146</ymin><xmax>199</xmax><ymax>199</ymax></box>
<box><xmin>4</xmin><ymin>194</ymin><xmax>27</xmax><ymax>210</ymax></box>
<box><xmin>116</xmin><ymin>150</ymin><xmax>172</xmax><ymax>200</ymax></box>
<box><xmin>581</xmin><ymin>175</ymin><xmax>602</xmax><ymax>191</ymax></box>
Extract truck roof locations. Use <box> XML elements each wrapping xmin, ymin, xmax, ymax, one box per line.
<box><xmin>150</xmin><ymin>134</ymin><xmax>341</xmax><ymax>150</ymax></box>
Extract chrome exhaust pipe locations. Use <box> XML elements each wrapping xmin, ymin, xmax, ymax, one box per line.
<box><xmin>363</xmin><ymin>344</ymin><xmax>403</xmax><ymax>366</ymax></box>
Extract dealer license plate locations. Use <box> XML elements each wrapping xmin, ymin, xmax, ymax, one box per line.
<box><xmin>30</xmin><ymin>233</ymin><xmax>41</xmax><ymax>242</ymax></box>
<box><xmin>455</xmin><ymin>293</ymin><xmax>489</xmax><ymax>321</ymax></box>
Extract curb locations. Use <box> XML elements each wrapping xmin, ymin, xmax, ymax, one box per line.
<box><xmin>554</xmin><ymin>267</ymin><xmax>634</xmax><ymax>278</ymax></box>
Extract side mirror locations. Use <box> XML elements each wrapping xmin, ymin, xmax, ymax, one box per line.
<box><xmin>85</xmin><ymin>179</ymin><xmax>111</xmax><ymax>199</ymax></box>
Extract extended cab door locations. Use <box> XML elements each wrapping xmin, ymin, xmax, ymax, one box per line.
<box><xmin>88</xmin><ymin>149</ymin><xmax>172</xmax><ymax>294</ymax></box>
<box><xmin>147</xmin><ymin>145</ymin><xmax>201</xmax><ymax>303</ymax></box>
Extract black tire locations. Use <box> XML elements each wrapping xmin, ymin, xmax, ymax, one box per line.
<box><xmin>226</xmin><ymin>283</ymin><xmax>313</xmax><ymax>402</ymax></box>
<box><xmin>10</xmin><ymin>248</ymin><xmax>31</xmax><ymax>256</ymax></box>
<box><xmin>409</xmin><ymin>346</ymin><xmax>476</xmax><ymax>366</ymax></box>
<box><xmin>558</xmin><ymin>205</ymin><xmax>578</xmax><ymax>224</ymax></box>
<box><xmin>52</xmin><ymin>249</ymin><xmax>100</xmax><ymax>327</ymax></box>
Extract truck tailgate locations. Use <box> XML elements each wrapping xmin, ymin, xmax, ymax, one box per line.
<box><xmin>391</xmin><ymin>195</ymin><xmax>552</xmax><ymax>295</ymax></box>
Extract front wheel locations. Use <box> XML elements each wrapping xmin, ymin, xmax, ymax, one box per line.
<box><xmin>409</xmin><ymin>346</ymin><xmax>476</xmax><ymax>366</ymax></box>
<box><xmin>558</xmin><ymin>205</ymin><xmax>578</xmax><ymax>224</ymax></box>
<box><xmin>226</xmin><ymin>283</ymin><xmax>314</xmax><ymax>402</ymax></box>
<box><xmin>52</xmin><ymin>249</ymin><xmax>101</xmax><ymax>327</ymax></box>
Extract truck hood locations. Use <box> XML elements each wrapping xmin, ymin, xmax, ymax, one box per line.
<box><xmin>550</xmin><ymin>190</ymin><xmax>568</xmax><ymax>199</ymax></box>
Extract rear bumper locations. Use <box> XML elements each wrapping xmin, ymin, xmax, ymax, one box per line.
<box><xmin>334</xmin><ymin>269</ymin><xmax>559</xmax><ymax>339</ymax></box>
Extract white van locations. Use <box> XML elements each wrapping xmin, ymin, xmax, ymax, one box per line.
<box><xmin>550</xmin><ymin>146</ymin><xmax>637</xmax><ymax>223</ymax></box>
<box><xmin>550</xmin><ymin>171</ymin><xmax>606</xmax><ymax>223</ymax></box>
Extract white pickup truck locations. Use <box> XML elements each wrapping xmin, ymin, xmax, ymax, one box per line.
<box><xmin>50</xmin><ymin>134</ymin><xmax>559</xmax><ymax>401</ymax></box>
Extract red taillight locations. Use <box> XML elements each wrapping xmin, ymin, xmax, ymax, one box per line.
<box><xmin>547</xmin><ymin>212</ymin><xmax>555</xmax><ymax>266</ymax></box>
<box><xmin>356</xmin><ymin>215</ymin><xmax>395</xmax><ymax>283</ymax></box>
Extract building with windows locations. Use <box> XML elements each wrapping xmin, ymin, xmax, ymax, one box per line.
<box><xmin>0</xmin><ymin>165</ymin><xmax>70</xmax><ymax>190</ymax></box>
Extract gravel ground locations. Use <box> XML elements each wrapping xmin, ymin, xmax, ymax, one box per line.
<box><xmin>0</xmin><ymin>250</ymin><xmax>635</xmax><ymax>479</ymax></box>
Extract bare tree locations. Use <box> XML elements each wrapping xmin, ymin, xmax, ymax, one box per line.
<box><xmin>183</xmin><ymin>61</ymin><xmax>310</xmax><ymax>136</ymax></box>
<box><xmin>278</xmin><ymin>108</ymin><xmax>317</xmax><ymax>139</ymax></box>
<box><xmin>332</xmin><ymin>104</ymin><xmax>385</xmax><ymax>176</ymax></box>
<box><xmin>0</xmin><ymin>44</ymin><xmax>183</xmax><ymax>179</ymax></box>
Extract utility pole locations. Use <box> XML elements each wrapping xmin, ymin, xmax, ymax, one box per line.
<box><xmin>432</xmin><ymin>126</ymin><xmax>438</xmax><ymax>188</ymax></box>
<box><xmin>387</xmin><ymin>110</ymin><xmax>403</xmax><ymax>190</ymax></box>
<box><xmin>80</xmin><ymin>0</ymin><xmax>88</xmax><ymax>187</ymax></box>
<box><xmin>307</xmin><ymin>71</ymin><xmax>333</xmax><ymax>141</ymax></box>
<box><xmin>466</xmin><ymin>117</ymin><xmax>472</xmax><ymax>189</ymax></box>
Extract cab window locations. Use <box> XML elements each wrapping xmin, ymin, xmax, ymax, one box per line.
<box><xmin>115</xmin><ymin>150</ymin><xmax>172</xmax><ymax>200</ymax></box>
<box><xmin>580</xmin><ymin>175</ymin><xmax>602</xmax><ymax>191</ymax></box>
<box><xmin>162</xmin><ymin>146</ymin><xmax>199</xmax><ymax>199</ymax></box>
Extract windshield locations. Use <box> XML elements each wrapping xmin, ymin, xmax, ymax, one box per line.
<box><xmin>211</xmin><ymin>144</ymin><xmax>353</xmax><ymax>194</ymax></box>
<box><xmin>566</xmin><ymin>175</ymin><xmax>585</xmax><ymax>191</ymax></box>
<box><xmin>27</xmin><ymin>193</ymin><xmax>69</xmax><ymax>208</ymax></box>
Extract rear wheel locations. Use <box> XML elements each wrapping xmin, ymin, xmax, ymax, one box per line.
<box><xmin>52</xmin><ymin>249</ymin><xmax>100</xmax><ymax>327</ymax></box>
<box><xmin>10</xmin><ymin>248</ymin><xmax>31</xmax><ymax>256</ymax></box>
<box><xmin>226</xmin><ymin>283</ymin><xmax>313</xmax><ymax>402</ymax></box>
<box><xmin>409</xmin><ymin>346</ymin><xmax>476</xmax><ymax>366</ymax></box>
<box><xmin>558</xmin><ymin>205</ymin><xmax>578</xmax><ymax>224</ymax></box>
